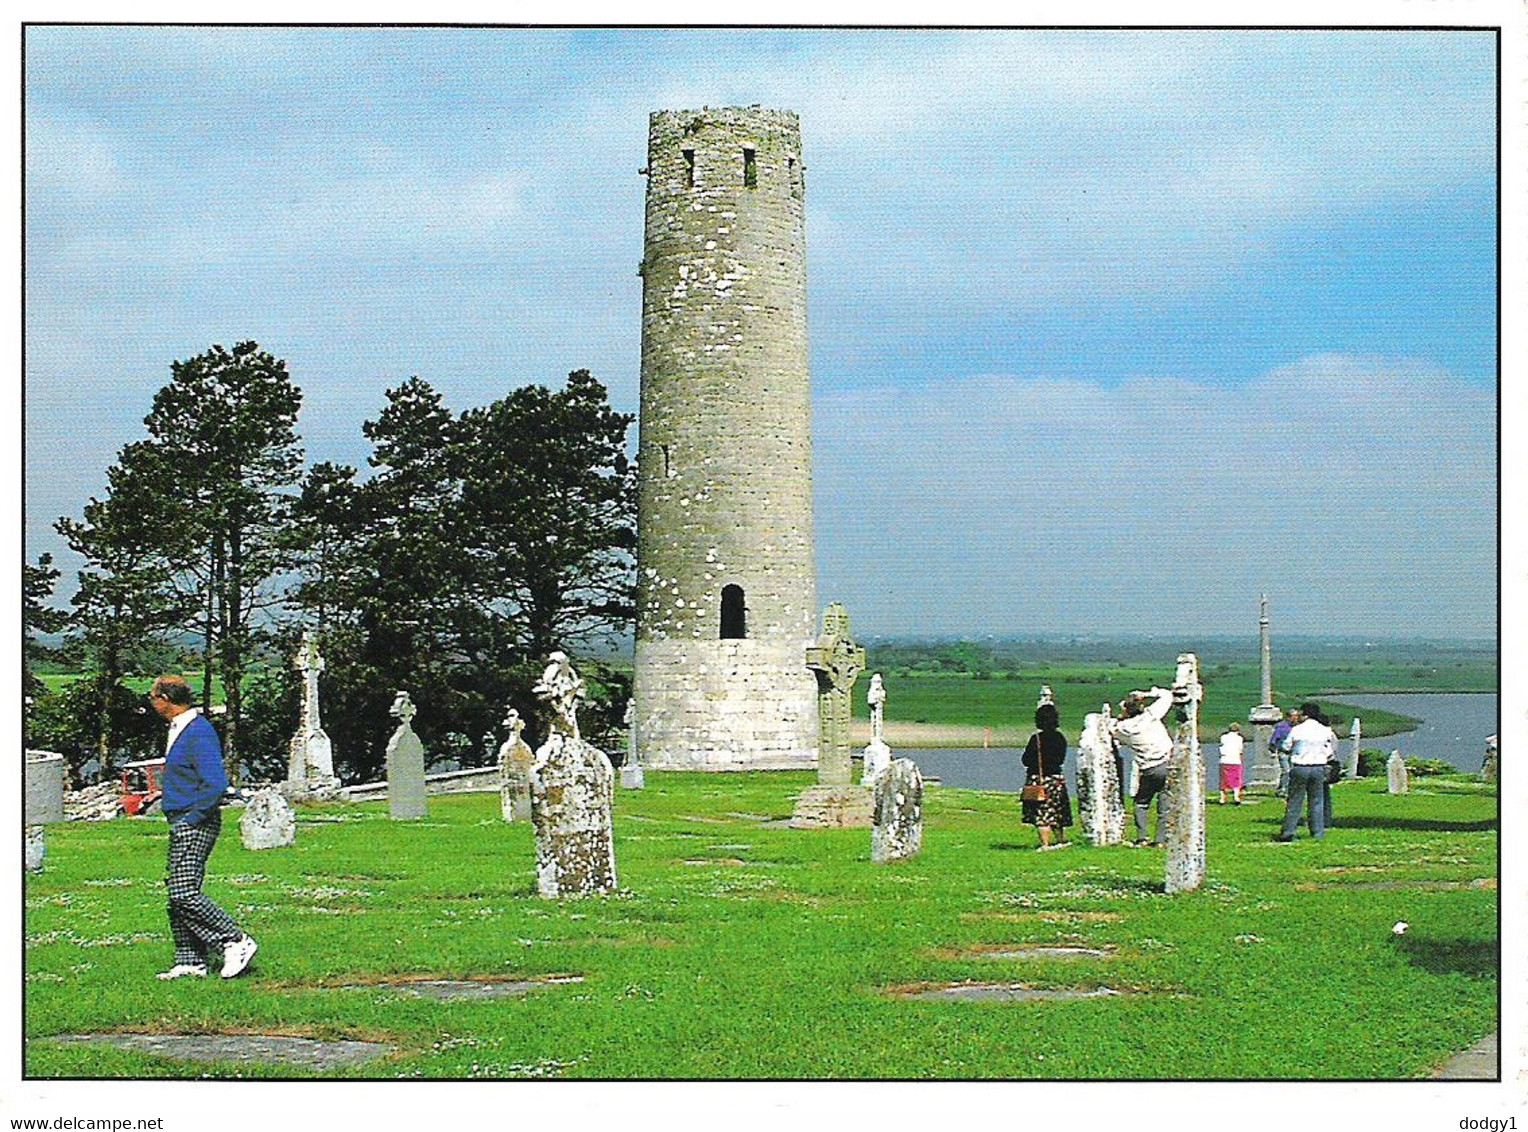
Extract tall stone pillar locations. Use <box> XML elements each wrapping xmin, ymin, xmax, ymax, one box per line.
<box><xmin>1247</xmin><ymin>595</ymin><xmax>1282</xmax><ymax>789</ymax></box>
<box><xmin>1077</xmin><ymin>707</ymin><xmax>1125</xmax><ymax>846</ymax></box>
<box><xmin>288</xmin><ymin>630</ymin><xmax>339</xmax><ymax>795</ymax></box>
<box><xmin>1165</xmin><ymin>654</ymin><xmax>1206</xmax><ymax>894</ymax></box>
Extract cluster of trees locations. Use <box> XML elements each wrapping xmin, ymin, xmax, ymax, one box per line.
<box><xmin>26</xmin><ymin>342</ymin><xmax>636</xmax><ymax>787</ymax></box>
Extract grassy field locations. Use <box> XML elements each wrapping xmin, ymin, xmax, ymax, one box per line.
<box><xmin>25</xmin><ymin>772</ymin><xmax>1496</xmax><ymax>1079</ymax></box>
<box><xmin>848</xmin><ymin>656</ymin><xmax>1498</xmax><ymax>746</ymax></box>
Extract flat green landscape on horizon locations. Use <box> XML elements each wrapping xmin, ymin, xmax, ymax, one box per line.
<box><xmin>25</xmin><ymin>772</ymin><xmax>1496</xmax><ymax>1080</ymax></box>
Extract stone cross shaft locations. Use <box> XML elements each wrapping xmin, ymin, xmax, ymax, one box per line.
<box><xmin>296</xmin><ymin>630</ymin><xmax>327</xmax><ymax>734</ymax></box>
<box><xmin>1164</xmin><ymin>653</ymin><xmax>1206</xmax><ymax>895</ymax></box>
<box><xmin>866</xmin><ymin>674</ymin><xmax>886</xmax><ymax>745</ymax></box>
<box><xmin>805</xmin><ymin>603</ymin><xmax>866</xmax><ymax>787</ymax></box>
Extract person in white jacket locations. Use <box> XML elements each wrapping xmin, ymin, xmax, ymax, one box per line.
<box><xmin>1278</xmin><ymin>702</ymin><xmax>1337</xmax><ymax>841</ymax></box>
<box><xmin>1110</xmin><ymin>687</ymin><xmax>1175</xmax><ymax>846</ymax></box>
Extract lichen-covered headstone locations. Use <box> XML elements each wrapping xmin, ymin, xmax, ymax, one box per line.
<box><xmin>529</xmin><ymin>652</ymin><xmax>618</xmax><ymax>898</ymax></box>
<box><xmin>25</xmin><ymin>826</ymin><xmax>45</xmax><ymax>873</ymax></box>
<box><xmin>1164</xmin><ymin>653</ymin><xmax>1206</xmax><ymax>895</ymax></box>
<box><xmin>620</xmin><ymin>699</ymin><xmax>645</xmax><ymax>789</ymax></box>
<box><xmin>1482</xmin><ymin>735</ymin><xmax>1498</xmax><ymax>784</ymax></box>
<box><xmin>860</xmin><ymin>673</ymin><xmax>892</xmax><ymax>787</ymax></box>
<box><xmin>240</xmin><ymin>787</ymin><xmax>296</xmax><ymax>850</ymax></box>
<box><xmin>871</xmin><ymin>757</ymin><xmax>923</xmax><ymax>864</ymax></box>
<box><xmin>1077</xmin><ymin>707</ymin><xmax>1125</xmax><ymax>846</ymax></box>
<box><xmin>792</xmin><ymin>604</ymin><xmax>873</xmax><ymax>829</ymax></box>
<box><xmin>498</xmin><ymin>708</ymin><xmax>534</xmax><ymax>822</ymax></box>
<box><xmin>1387</xmin><ymin>750</ymin><xmax>1409</xmax><ymax>795</ymax></box>
<box><xmin>385</xmin><ymin>691</ymin><xmax>427</xmax><ymax>820</ymax></box>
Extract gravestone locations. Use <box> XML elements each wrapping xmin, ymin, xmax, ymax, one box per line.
<box><xmin>1387</xmin><ymin>750</ymin><xmax>1409</xmax><ymax>795</ymax></box>
<box><xmin>1077</xmin><ymin>707</ymin><xmax>1126</xmax><ymax>846</ymax></box>
<box><xmin>239</xmin><ymin>788</ymin><xmax>296</xmax><ymax>850</ymax></box>
<box><xmin>385</xmin><ymin>691</ymin><xmax>427</xmax><ymax>820</ymax></box>
<box><xmin>791</xmin><ymin>604</ymin><xmax>873</xmax><ymax>829</ymax></box>
<box><xmin>287</xmin><ymin>631</ymin><xmax>340</xmax><ymax>796</ymax></box>
<box><xmin>25</xmin><ymin>750</ymin><xmax>66</xmax><ymax>875</ymax></box>
<box><xmin>1482</xmin><ymin>735</ymin><xmax>1498</xmax><ymax>784</ymax></box>
<box><xmin>860</xmin><ymin>673</ymin><xmax>892</xmax><ymax>786</ymax></box>
<box><xmin>871</xmin><ymin>757</ymin><xmax>923</xmax><ymax>864</ymax></box>
<box><xmin>620</xmin><ymin>699</ymin><xmax>645</xmax><ymax>789</ymax></box>
<box><xmin>497</xmin><ymin>708</ymin><xmax>534</xmax><ymax>822</ymax></box>
<box><xmin>1346</xmin><ymin>716</ymin><xmax>1362</xmax><ymax>780</ymax></box>
<box><xmin>1164</xmin><ymin>653</ymin><xmax>1206</xmax><ymax>894</ymax></box>
<box><xmin>529</xmin><ymin>652</ymin><xmax>618</xmax><ymax>898</ymax></box>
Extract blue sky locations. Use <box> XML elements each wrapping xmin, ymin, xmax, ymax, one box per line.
<box><xmin>24</xmin><ymin>26</ymin><xmax>1499</xmax><ymax>639</ymax></box>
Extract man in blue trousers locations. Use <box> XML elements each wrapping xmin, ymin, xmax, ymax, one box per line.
<box><xmin>148</xmin><ymin>675</ymin><xmax>258</xmax><ymax>981</ymax></box>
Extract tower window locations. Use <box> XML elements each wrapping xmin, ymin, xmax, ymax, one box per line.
<box><xmin>743</xmin><ymin>148</ymin><xmax>757</xmax><ymax>188</ymax></box>
<box><xmin>683</xmin><ymin>149</ymin><xmax>695</xmax><ymax>188</ymax></box>
<box><xmin>720</xmin><ymin>585</ymin><xmax>746</xmax><ymax>639</ymax></box>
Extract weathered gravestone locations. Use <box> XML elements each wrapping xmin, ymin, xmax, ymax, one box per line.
<box><xmin>497</xmin><ymin>708</ymin><xmax>534</xmax><ymax>822</ymax></box>
<box><xmin>25</xmin><ymin>750</ymin><xmax>65</xmax><ymax>874</ymax></box>
<box><xmin>871</xmin><ymin>757</ymin><xmax>923</xmax><ymax>864</ymax></box>
<box><xmin>1482</xmin><ymin>735</ymin><xmax>1498</xmax><ymax>784</ymax></box>
<box><xmin>1346</xmin><ymin>716</ymin><xmax>1362</xmax><ymax>781</ymax></box>
<box><xmin>385</xmin><ymin>691</ymin><xmax>427</xmax><ymax>820</ymax></box>
<box><xmin>1387</xmin><ymin>750</ymin><xmax>1409</xmax><ymax>795</ymax></box>
<box><xmin>1164</xmin><ymin>653</ymin><xmax>1206</xmax><ymax>895</ymax></box>
<box><xmin>1077</xmin><ymin>707</ymin><xmax>1126</xmax><ymax>846</ymax></box>
<box><xmin>791</xmin><ymin>604</ymin><xmax>873</xmax><ymax>829</ymax></box>
<box><xmin>529</xmin><ymin>652</ymin><xmax>618</xmax><ymax>898</ymax></box>
<box><xmin>860</xmin><ymin>673</ymin><xmax>892</xmax><ymax>787</ymax></box>
<box><xmin>25</xmin><ymin>826</ymin><xmax>46</xmax><ymax>874</ymax></box>
<box><xmin>287</xmin><ymin>631</ymin><xmax>340</xmax><ymax>798</ymax></box>
<box><xmin>240</xmin><ymin>788</ymin><xmax>296</xmax><ymax>850</ymax></box>
<box><xmin>620</xmin><ymin>699</ymin><xmax>645</xmax><ymax>790</ymax></box>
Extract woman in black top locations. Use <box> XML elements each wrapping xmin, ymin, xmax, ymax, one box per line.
<box><xmin>1022</xmin><ymin>701</ymin><xmax>1073</xmax><ymax>849</ymax></box>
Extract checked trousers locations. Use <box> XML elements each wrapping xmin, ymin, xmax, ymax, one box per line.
<box><xmin>165</xmin><ymin>811</ymin><xmax>243</xmax><ymax>967</ymax></box>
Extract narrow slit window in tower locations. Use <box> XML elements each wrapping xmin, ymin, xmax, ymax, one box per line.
<box><xmin>662</xmin><ymin>444</ymin><xmax>674</xmax><ymax>478</ymax></box>
<box><xmin>683</xmin><ymin>149</ymin><xmax>695</xmax><ymax>188</ymax></box>
<box><xmin>743</xmin><ymin>148</ymin><xmax>757</xmax><ymax>188</ymax></box>
<box><xmin>720</xmin><ymin>585</ymin><xmax>746</xmax><ymax>639</ymax></box>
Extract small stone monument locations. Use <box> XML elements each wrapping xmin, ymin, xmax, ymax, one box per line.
<box><xmin>620</xmin><ymin>699</ymin><xmax>645</xmax><ymax>789</ymax></box>
<box><xmin>240</xmin><ymin>787</ymin><xmax>297</xmax><ymax>850</ymax></box>
<box><xmin>1387</xmin><ymin>750</ymin><xmax>1409</xmax><ymax>795</ymax></box>
<box><xmin>871</xmin><ymin>757</ymin><xmax>923</xmax><ymax>864</ymax></box>
<box><xmin>1164</xmin><ymin>653</ymin><xmax>1206</xmax><ymax>895</ymax></box>
<box><xmin>791</xmin><ymin>604</ymin><xmax>873</xmax><ymax>829</ymax></box>
<box><xmin>1482</xmin><ymin>735</ymin><xmax>1498</xmax><ymax>784</ymax></box>
<box><xmin>287</xmin><ymin>631</ymin><xmax>340</xmax><ymax>797</ymax></box>
<box><xmin>498</xmin><ymin>708</ymin><xmax>535</xmax><ymax>822</ymax></box>
<box><xmin>1346</xmin><ymin>716</ymin><xmax>1362</xmax><ymax>780</ymax></box>
<box><xmin>1077</xmin><ymin>707</ymin><xmax>1126</xmax><ymax>846</ymax></box>
<box><xmin>25</xmin><ymin>750</ymin><xmax>66</xmax><ymax>875</ymax></box>
<box><xmin>529</xmin><ymin>652</ymin><xmax>618</xmax><ymax>898</ymax></box>
<box><xmin>385</xmin><ymin>691</ymin><xmax>427</xmax><ymax>820</ymax></box>
<box><xmin>860</xmin><ymin>673</ymin><xmax>892</xmax><ymax>786</ymax></box>
<box><xmin>25</xmin><ymin>826</ymin><xmax>46</xmax><ymax>874</ymax></box>
<box><xmin>1038</xmin><ymin>685</ymin><xmax>1055</xmax><ymax>707</ymax></box>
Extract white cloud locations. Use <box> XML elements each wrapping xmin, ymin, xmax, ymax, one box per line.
<box><xmin>814</xmin><ymin>355</ymin><xmax>1496</xmax><ymax>637</ymax></box>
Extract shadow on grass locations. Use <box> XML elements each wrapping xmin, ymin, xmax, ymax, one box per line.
<box><xmin>1330</xmin><ymin>817</ymin><xmax>1498</xmax><ymax>834</ymax></box>
<box><xmin>989</xmin><ymin>841</ymin><xmax>1036</xmax><ymax>852</ymax></box>
<box><xmin>1395</xmin><ymin>935</ymin><xmax>1499</xmax><ymax>979</ymax></box>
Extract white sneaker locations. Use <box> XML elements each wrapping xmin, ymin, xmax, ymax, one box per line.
<box><xmin>156</xmin><ymin>963</ymin><xmax>208</xmax><ymax>981</ymax></box>
<box><xmin>220</xmin><ymin>935</ymin><xmax>258</xmax><ymax>979</ymax></box>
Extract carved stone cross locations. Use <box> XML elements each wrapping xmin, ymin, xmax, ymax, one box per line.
<box><xmin>805</xmin><ymin>603</ymin><xmax>866</xmax><ymax>786</ymax></box>
<box><xmin>389</xmin><ymin>690</ymin><xmax>417</xmax><ymax>727</ymax></box>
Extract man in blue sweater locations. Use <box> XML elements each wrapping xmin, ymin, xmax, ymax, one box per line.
<box><xmin>148</xmin><ymin>675</ymin><xmax>258</xmax><ymax>980</ymax></box>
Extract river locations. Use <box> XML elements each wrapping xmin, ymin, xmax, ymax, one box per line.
<box><xmin>907</xmin><ymin>692</ymin><xmax>1498</xmax><ymax>793</ymax></box>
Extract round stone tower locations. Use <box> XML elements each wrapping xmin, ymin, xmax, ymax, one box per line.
<box><xmin>633</xmin><ymin>106</ymin><xmax>819</xmax><ymax>771</ymax></box>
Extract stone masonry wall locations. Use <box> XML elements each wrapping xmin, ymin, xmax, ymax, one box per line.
<box><xmin>634</xmin><ymin>107</ymin><xmax>819</xmax><ymax>770</ymax></box>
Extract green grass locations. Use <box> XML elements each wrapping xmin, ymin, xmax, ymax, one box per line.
<box><xmin>25</xmin><ymin>772</ymin><xmax>1497</xmax><ymax>1079</ymax></box>
<box><xmin>854</xmin><ymin>657</ymin><xmax>1499</xmax><ymax>741</ymax></box>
